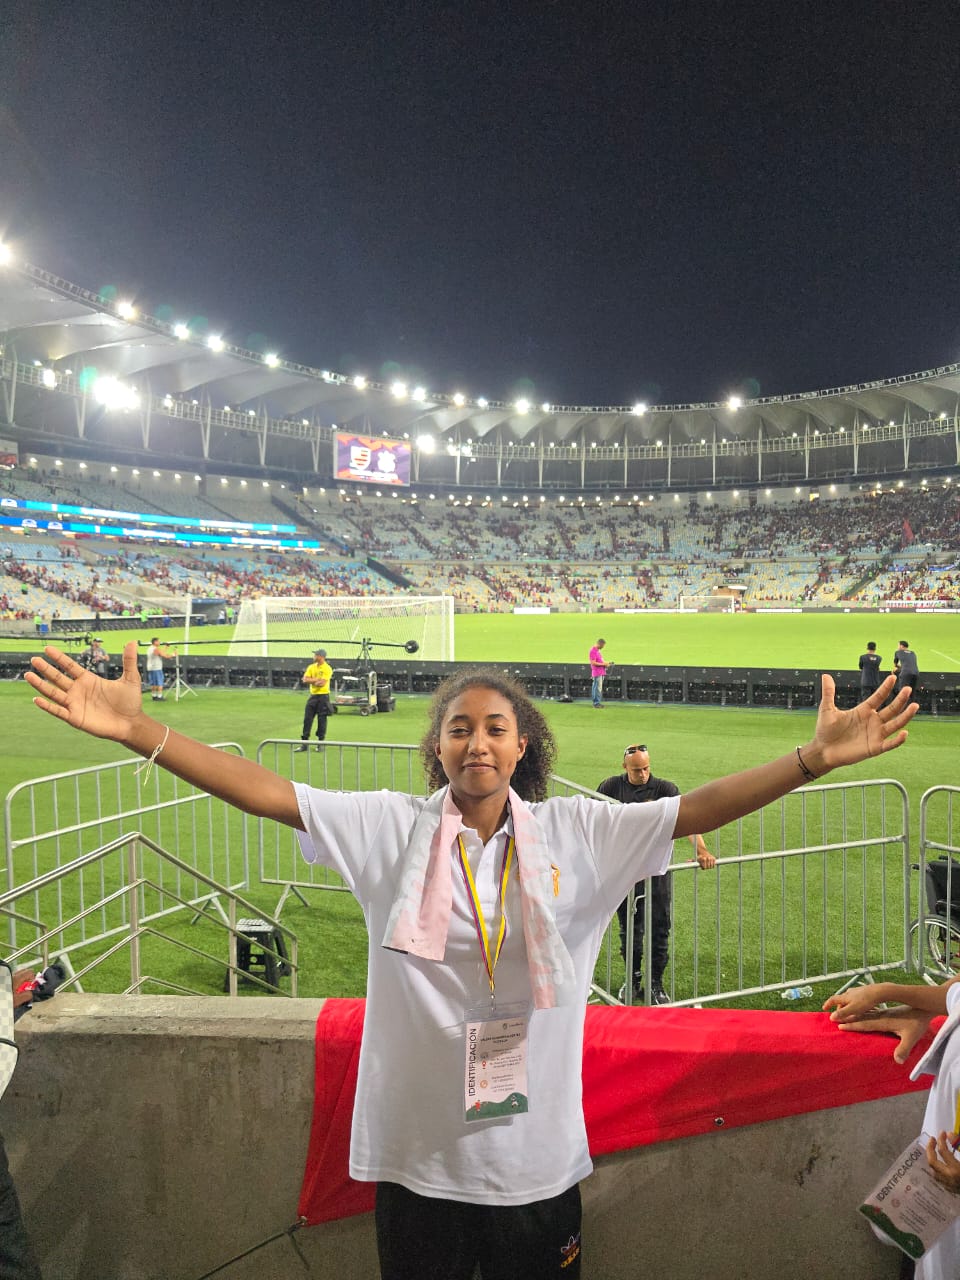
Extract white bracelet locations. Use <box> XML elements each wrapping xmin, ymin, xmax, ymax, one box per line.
<box><xmin>135</xmin><ymin>724</ymin><xmax>170</xmax><ymax>783</ymax></box>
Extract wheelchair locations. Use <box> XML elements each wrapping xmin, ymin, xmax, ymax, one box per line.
<box><xmin>910</xmin><ymin>858</ymin><xmax>960</xmax><ymax>977</ymax></box>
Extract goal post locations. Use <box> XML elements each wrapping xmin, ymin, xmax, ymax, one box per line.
<box><xmin>229</xmin><ymin>595</ymin><xmax>455</xmax><ymax>662</ymax></box>
<box><xmin>678</xmin><ymin>594</ymin><xmax>737</xmax><ymax>613</ymax></box>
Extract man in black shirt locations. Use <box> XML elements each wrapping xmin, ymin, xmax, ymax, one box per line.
<box><xmin>893</xmin><ymin>640</ymin><xmax>920</xmax><ymax>699</ymax></box>
<box><xmin>597</xmin><ymin>744</ymin><xmax>716</xmax><ymax>1005</ymax></box>
<box><xmin>858</xmin><ymin>642</ymin><xmax>882</xmax><ymax>701</ymax></box>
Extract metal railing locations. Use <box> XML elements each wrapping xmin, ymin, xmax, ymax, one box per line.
<box><xmin>0</xmin><ymin>831</ymin><xmax>298</xmax><ymax>998</ymax></box>
<box><xmin>3</xmin><ymin>740</ymin><xmax>913</xmax><ymax>1005</ymax></box>
<box><xmin>3</xmin><ymin>746</ymin><xmax>249</xmax><ymax>953</ymax></box>
<box><xmin>549</xmin><ymin>774</ymin><xmax>910</xmax><ymax>1006</ymax></box>
<box><xmin>914</xmin><ymin>785</ymin><xmax>960</xmax><ymax>979</ymax></box>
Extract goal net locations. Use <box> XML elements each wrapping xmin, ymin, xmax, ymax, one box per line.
<box><xmin>678</xmin><ymin>594</ymin><xmax>737</xmax><ymax>613</ymax></box>
<box><xmin>229</xmin><ymin>595</ymin><xmax>455</xmax><ymax>662</ymax></box>
<box><xmin>131</xmin><ymin>592</ymin><xmax>193</xmax><ymax>642</ymax></box>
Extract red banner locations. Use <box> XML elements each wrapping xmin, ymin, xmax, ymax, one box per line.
<box><xmin>297</xmin><ymin>1000</ymin><xmax>936</xmax><ymax>1225</ymax></box>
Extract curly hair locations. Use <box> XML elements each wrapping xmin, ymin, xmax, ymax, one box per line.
<box><xmin>420</xmin><ymin>667</ymin><xmax>557</xmax><ymax>802</ymax></box>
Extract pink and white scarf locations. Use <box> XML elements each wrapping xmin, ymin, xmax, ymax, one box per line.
<box><xmin>381</xmin><ymin>786</ymin><xmax>577</xmax><ymax>1008</ymax></box>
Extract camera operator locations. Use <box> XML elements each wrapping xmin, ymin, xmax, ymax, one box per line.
<box><xmin>87</xmin><ymin>637</ymin><xmax>109</xmax><ymax>680</ymax></box>
<box><xmin>0</xmin><ymin>967</ymin><xmax>44</xmax><ymax>1279</ymax></box>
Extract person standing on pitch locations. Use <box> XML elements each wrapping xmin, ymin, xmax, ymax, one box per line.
<box><xmin>597</xmin><ymin>744</ymin><xmax>716</xmax><ymax>1005</ymax></box>
<box><xmin>297</xmin><ymin>648</ymin><xmax>332</xmax><ymax>751</ymax></box>
<box><xmin>858</xmin><ymin>641</ymin><xmax>882</xmax><ymax>701</ymax></box>
<box><xmin>588</xmin><ymin>639</ymin><xmax>611</xmax><ymax>709</ymax></box>
<box><xmin>145</xmin><ymin>636</ymin><xmax>175</xmax><ymax>702</ymax></box>
<box><xmin>893</xmin><ymin>640</ymin><xmax>920</xmax><ymax>700</ymax></box>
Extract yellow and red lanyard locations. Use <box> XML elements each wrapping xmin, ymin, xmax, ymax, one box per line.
<box><xmin>457</xmin><ymin>832</ymin><xmax>515</xmax><ymax>1000</ymax></box>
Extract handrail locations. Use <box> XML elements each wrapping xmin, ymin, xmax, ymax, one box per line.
<box><xmin>0</xmin><ymin>831</ymin><xmax>298</xmax><ymax>998</ymax></box>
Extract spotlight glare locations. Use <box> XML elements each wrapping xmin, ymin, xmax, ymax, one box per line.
<box><xmin>515</xmin><ymin>398</ymin><xmax>530</xmax><ymax>414</ymax></box>
<box><xmin>391</xmin><ymin>381</ymin><xmax>408</xmax><ymax>400</ymax></box>
<box><xmin>727</xmin><ymin>395</ymin><xmax>742</xmax><ymax>411</ymax></box>
<box><xmin>632</xmin><ymin>402</ymin><xmax>646</xmax><ymax>415</ymax></box>
<box><xmin>264</xmin><ymin>352</ymin><xmax>280</xmax><ymax>367</ymax></box>
<box><xmin>412</xmin><ymin>385</ymin><xmax>427</xmax><ymax>403</ymax></box>
<box><xmin>353</xmin><ymin>374</ymin><xmax>367</xmax><ymax>390</ymax></box>
<box><xmin>40</xmin><ymin>368</ymin><xmax>57</xmax><ymax>389</ymax></box>
<box><xmin>174</xmin><ymin>323</ymin><xmax>190</xmax><ymax>340</ymax></box>
<box><xmin>116</xmin><ymin>301</ymin><xmax>137</xmax><ymax>320</ymax></box>
<box><xmin>452</xmin><ymin>392</ymin><xmax>466</xmax><ymax>407</ymax></box>
<box><xmin>207</xmin><ymin>334</ymin><xmax>225</xmax><ymax>352</ymax></box>
<box><xmin>416</xmin><ymin>434</ymin><xmax>435</xmax><ymax>453</ymax></box>
<box><xmin>477</xmin><ymin>397</ymin><xmax>488</xmax><ymax>408</ymax></box>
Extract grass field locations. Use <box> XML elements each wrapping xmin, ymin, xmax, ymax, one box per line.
<box><xmin>3</xmin><ymin>647</ymin><xmax>958</xmax><ymax>1008</ymax></box>
<box><xmin>4</xmin><ymin>608</ymin><xmax>960</xmax><ymax>671</ymax></box>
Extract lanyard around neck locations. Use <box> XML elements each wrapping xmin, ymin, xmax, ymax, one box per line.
<box><xmin>457</xmin><ymin>832</ymin><xmax>515</xmax><ymax>999</ymax></box>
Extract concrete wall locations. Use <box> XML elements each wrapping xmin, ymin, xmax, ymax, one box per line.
<box><xmin>0</xmin><ymin>995</ymin><xmax>922</xmax><ymax>1280</ymax></box>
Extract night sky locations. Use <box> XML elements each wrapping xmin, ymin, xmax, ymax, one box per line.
<box><xmin>2</xmin><ymin>1</ymin><xmax>959</xmax><ymax>408</ymax></box>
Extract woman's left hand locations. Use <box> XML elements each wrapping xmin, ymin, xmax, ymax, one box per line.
<box><xmin>807</xmin><ymin>674</ymin><xmax>917</xmax><ymax>774</ymax></box>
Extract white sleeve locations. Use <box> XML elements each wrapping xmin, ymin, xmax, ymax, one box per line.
<box><xmin>293</xmin><ymin>784</ymin><xmax>403</xmax><ymax>893</ymax></box>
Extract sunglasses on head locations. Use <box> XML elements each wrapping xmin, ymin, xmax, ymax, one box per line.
<box><xmin>624</xmin><ymin>744</ymin><xmax>648</xmax><ymax>756</ymax></box>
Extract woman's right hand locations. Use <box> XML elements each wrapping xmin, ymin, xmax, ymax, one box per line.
<box><xmin>27</xmin><ymin>641</ymin><xmax>147</xmax><ymax>743</ymax></box>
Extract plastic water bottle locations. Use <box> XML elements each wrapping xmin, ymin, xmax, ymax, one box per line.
<box><xmin>781</xmin><ymin>985</ymin><xmax>814</xmax><ymax>1000</ymax></box>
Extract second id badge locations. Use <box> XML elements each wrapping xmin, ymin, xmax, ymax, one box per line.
<box><xmin>463</xmin><ymin>1003</ymin><xmax>530</xmax><ymax>1124</ymax></box>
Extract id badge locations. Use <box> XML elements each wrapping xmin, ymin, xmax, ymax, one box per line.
<box><xmin>463</xmin><ymin>1002</ymin><xmax>530</xmax><ymax>1124</ymax></box>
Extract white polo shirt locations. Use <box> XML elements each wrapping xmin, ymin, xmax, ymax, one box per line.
<box><xmin>295</xmin><ymin>784</ymin><xmax>679</xmax><ymax>1206</ymax></box>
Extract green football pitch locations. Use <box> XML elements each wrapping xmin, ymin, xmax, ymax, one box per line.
<box><xmin>5</xmin><ymin>609</ymin><xmax>959</xmax><ymax>671</ymax></box>
<box><xmin>3</xmin><ymin>635</ymin><xmax>957</xmax><ymax>1008</ymax></box>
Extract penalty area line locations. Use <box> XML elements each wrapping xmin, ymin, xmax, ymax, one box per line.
<box><xmin>930</xmin><ymin>648</ymin><xmax>960</xmax><ymax>669</ymax></box>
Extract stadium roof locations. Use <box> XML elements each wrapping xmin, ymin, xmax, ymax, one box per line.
<box><xmin>1</xmin><ymin>257</ymin><xmax>959</xmax><ymax>468</ymax></box>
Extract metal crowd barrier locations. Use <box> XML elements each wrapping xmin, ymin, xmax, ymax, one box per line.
<box><xmin>914</xmin><ymin>785</ymin><xmax>960</xmax><ymax>978</ymax></box>
<box><xmin>3</xmin><ymin>746</ymin><xmax>249</xmax><ymax>954</ymax></box>
<box><xmin>257</xmin><ymin>742</ymin><xmax>911</xmax><ymax>1006</ymax></box>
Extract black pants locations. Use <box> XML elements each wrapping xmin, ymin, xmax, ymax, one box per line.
<box><xmin>0</xmin><ymin>1136</ymin><xmax>41</xmax><ymax>1280</ymax></box>
<box><xmin>301</xmin><ymin>693</ymin><xmax>330</xmax><ymax>742</ymax></box>
<box><xmin>375</xmin><ymin>1181</ymin><xmax>581</xmax><ymax>1280</ymax></box>
<box><xmin>617</xmin><ymin>874</ymin><xmax>671</xmax><ymax>984</ymax></box>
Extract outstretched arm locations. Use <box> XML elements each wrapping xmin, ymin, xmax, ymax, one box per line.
<box><xmin>27</xmin><ymin>643</ymin><xmax>303</xmax><ymax>828</ymax></box>
<box><xmin>673</xmin><ymin>674</ymin><xmax>916</xmax><ymax>838</ymax></box>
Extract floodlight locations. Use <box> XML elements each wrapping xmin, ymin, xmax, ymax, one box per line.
<box><xmin>452</xmin><ymin>392</ymin><xmax>465</xmax><ymax>407</ymax></box>
<box><xmin>728</xmin><ymin>396</ymin><xmax>742</xmax><ymax>411</ymax></box>
<box><xmin>240</xmin><ymin>479</ymin><xmax>247</xmax><ymax>487</ymax></box>
<box><xmin>353</xmin><ymin>374</ymin><xmax>367</xmax><ymax>389</ymax></box>
<box><xmin>656</xmin><ymin>439</ymin><xmax>662</xmax><ymax>447</ymax></box>
<box><xmin>632</xmin><ymin>402</ymin><xmax>646</xmax><ymax>415</ymax></box>
<box><xmin>477</xmin><ymin>397</ymin><xmax>488</xmax><ymax>408</ymax></box>
<box><xmin>110</xmin><ymin>465</ymin><xmax>117</xmax><ymax>473</ymax></box>
<box><xmin>78</xmin><ymin>462</ymin><xmax>87</xmax><ymax>470</ymax></box>
<box><xmin>207</xmin><ymin>334</ymin><xmax>225</xmax><ymax>352</ymax></box>
<box><xmin>174</xmin><ymin>323</ymin><xmax>190</xmax><ymax>340</ymax></box>
<box><xmin>515</xmin><ymin>398</ymin><xmax>530</xmax><ymax>414</ymax></box>
<box><xmin>0</xmin><ymin>244</ymin><xmax>11</xmax><ymax>265</ymax></box>
<box><xmin>264</xmin><ymin>352</ymin><xmax>280</xmax><ymax>367</ymax></box>
<box><xmin>93</xmin><ymin>376</ymin><xmax>139</xmax><ymax>411</ymax></box>
<box><xmin>416</xmin><ymin>434</ymin><xmax>435</xmax><ymax>452</ymax></box>
<box><xmin>54</xmin><ymin>459</ymin><xmax>62</xmax><ymax>467</ymax></box>
<box><xmin>412</xmin><ymin>386</ymin><xmax>427</xmax><ymax>403</ymax></box>
<box><xmin>40</xmin><ymin>368</ymin><xmax>57</xmax><ymax>389</ymax></box>
<box><xmin>541</xmin><ymin>402</ymin><xmax>551</xmax><ymax>412</ymax></box>
<box><xmin>940</xmin><ymin>412</ymin><xmax>947</xmax><ymax>420</ymax></box>
<box><xmin>175</xmin><ymin>473</ymin><xmax>181</xmax><ymax>480</ymax></box>
<box><xmin>391</xmin><ymin>381</ymin><xmax>408</xmax><ymax>399</ymax></box>
<box><xmin>262</xmin><ymin>480</ymin><xmax>269</xmax><ymax>487</ymax></box>
<box><xmin>116</xmin><ymin>301</ymin><xmax>137</xmax><ymax>320</ymax></box>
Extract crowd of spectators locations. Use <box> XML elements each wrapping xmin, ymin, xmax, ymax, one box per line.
<box><xmin>0</xmin><ymin>467</ymin><xmax>956</xmax><ymax>619</ymax></box>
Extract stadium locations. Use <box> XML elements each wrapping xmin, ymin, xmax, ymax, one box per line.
<box><xmin>0</xmin><ymin>244</ymin><xmax>957</xmax><ymax>1276</ymax></box>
